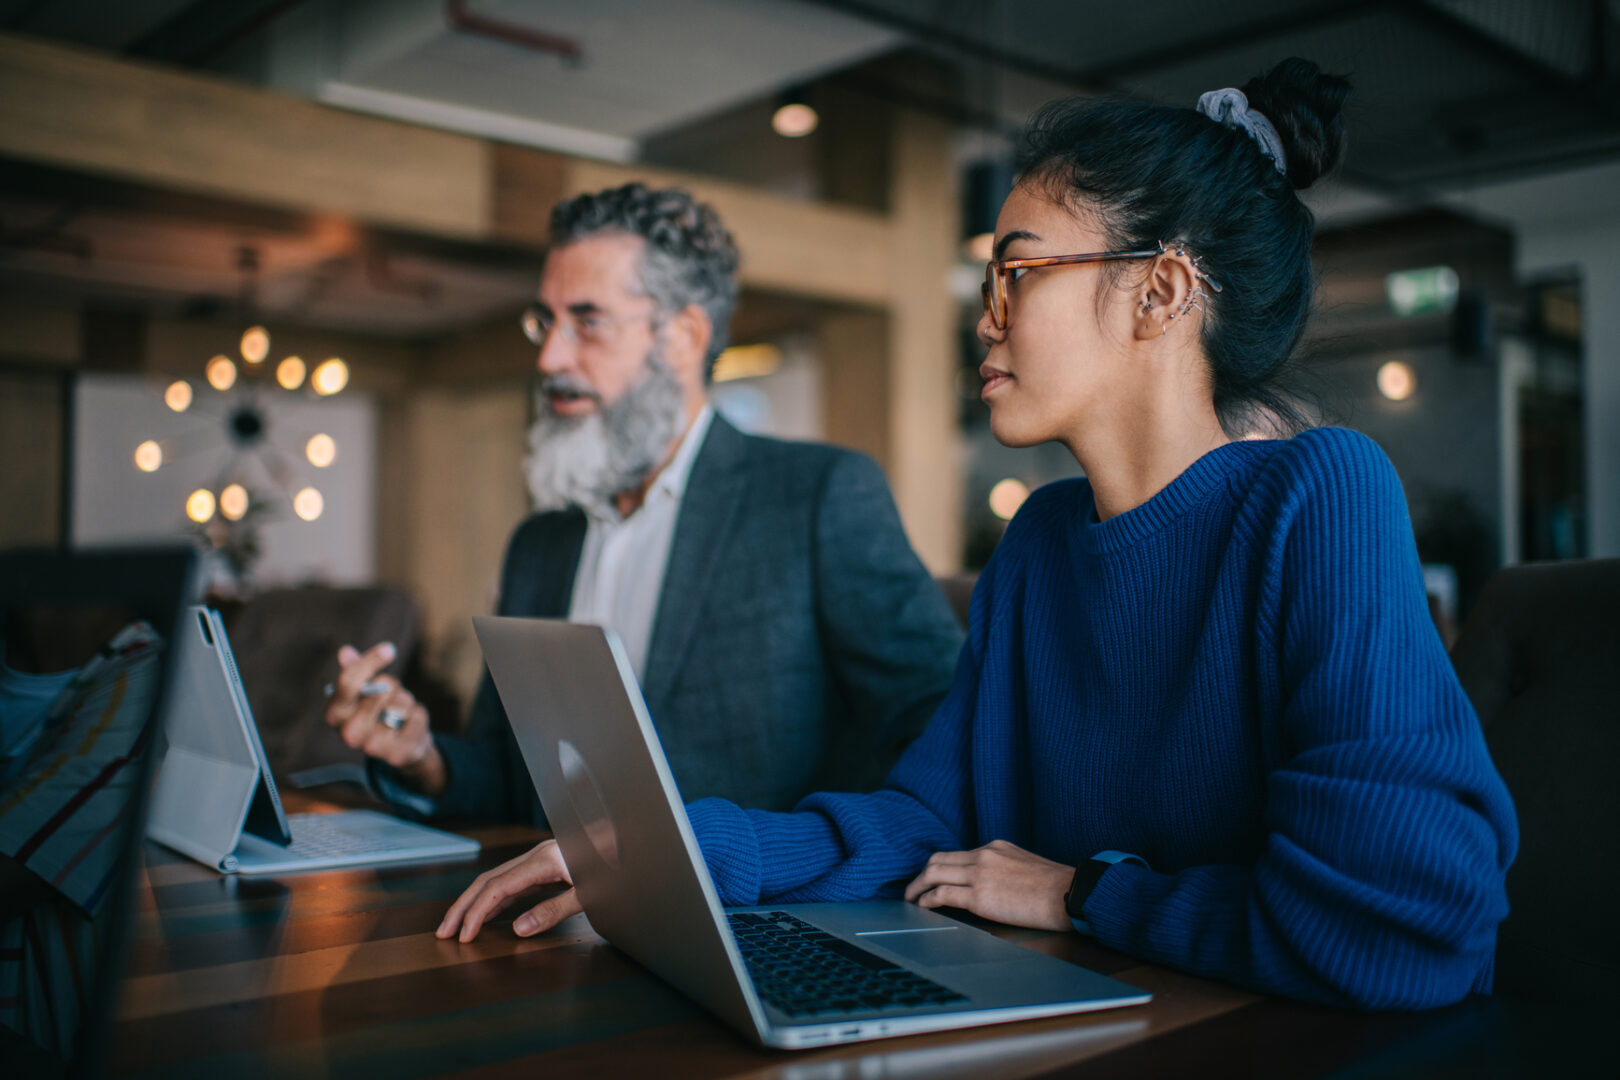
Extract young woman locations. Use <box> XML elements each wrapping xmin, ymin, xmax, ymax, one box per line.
<box><xmin>439</xmin><ymin>59</ymin><xmax>1517</xmax><ymax>1010</ymax></box>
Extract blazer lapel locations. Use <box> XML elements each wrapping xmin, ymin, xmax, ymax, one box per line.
<box><xmin>641</xmin><ymin>415</ymin><xmax>749</xmax><ymax>714</ymax></box>
<box><xmin>500</xmin><ymin>508</ymin><xmax>587</xmax><ymax>619</ymax></box>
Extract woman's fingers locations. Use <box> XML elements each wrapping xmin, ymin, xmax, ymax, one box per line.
<box><xmin>902</xmin><ymin>848</ymin><xmax>979</xmax><ymax>901</ymax></box>
<box><xmin>905</xmin><ymin>841</ymin><xmax>1076</xmax><ymax>931</ymax></box>
<box><xmin>903</xmin><ymin>859</ymin><xmax>975</xmax><ymax>902</ymax></box>
<box><xmin>513</xmin><ymin>888</ymin><xmax>583</xmax><ymax>936</ymax></box>
<box><xmin>455</xmin><ymin>872</ymin><xmax>522</xmax><ymax>943</ymax></box>
<box><xmin>915</xmin><ymin>883</ymin><xmax>974</xmax><ymax>910</ymax></box>
<box><xmin>437</xmin><ymin>864</ymin><xmax>503</xmax><ymax>940</ymax></box>
<box><xmin>437</xmin><ymin>842</ymin><xmax>570</xmax><ymax>942</ymax></box>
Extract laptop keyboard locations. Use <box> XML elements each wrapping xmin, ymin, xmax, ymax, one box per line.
<box><xmin>284</xmin><ymin>813</ymin><xmax>425</xmax><ymax>859</ymax></box>
<box><xmin>729</xmin><ymin>911</ymin><xmax>968</xmax><ymax>1018</ymax></box>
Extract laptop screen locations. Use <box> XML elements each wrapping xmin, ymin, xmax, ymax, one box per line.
<box><xmin>0</xmin><ymin>546</ymin><xmax>197</xmax><ymax>1078</ymax></box>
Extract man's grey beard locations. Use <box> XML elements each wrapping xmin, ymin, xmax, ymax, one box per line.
<box><xmin>523</xmin><ymin>353</ymin><xmax>687</xmax><ymax>519</ymax></box>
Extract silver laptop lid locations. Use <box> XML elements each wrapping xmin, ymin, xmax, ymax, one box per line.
<box><xmin>472</xmin><ymin>615</ymin><xmax>768</xmax><ymax>1041</ymax></box>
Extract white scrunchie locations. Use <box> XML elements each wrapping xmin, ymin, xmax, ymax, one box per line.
<box><xmin>1197</xmin><ymin>88</ymin><xmax>1287</xmax><ymax>176</ymax></box>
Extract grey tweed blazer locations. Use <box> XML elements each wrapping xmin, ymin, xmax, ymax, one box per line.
<box><xmin>397</xmin><ymin>414</ymin><xmax>964</xmax><ymax>824</ymax></box>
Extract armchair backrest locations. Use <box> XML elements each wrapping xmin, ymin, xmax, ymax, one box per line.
<box><xmin>1449</xmin><ymin>558</ymin><xmax>1620</xmax><ymax>1003</ymax></box>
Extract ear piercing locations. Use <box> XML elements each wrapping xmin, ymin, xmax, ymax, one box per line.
<box><xmin>1166</xmin><ymin>284</ymin><xmax>1210</xmax><ymax>322</ymax></box>
<box><xmin>1158</xmin><ymin>241</ymin><xmax>1221</xmax><ymax>330</ymax></box>
<box><xmin>1144</xmin><ymin>241</ymin><xmax>1224</xmax><ymax>333</ymax></box>
<box><xmin>1173</xmin><ymin>244</ymin><xmax>1224</xmax><ymax>294</ymax></box>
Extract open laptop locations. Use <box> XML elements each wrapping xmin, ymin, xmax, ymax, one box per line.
<box><xmin>146</xmin><ymin>605</ymin><xmax>479</xmax><ymax>875</ymax></box>
<box><xmin>473</xmin><ymin>616</ymin><xmax>1150</xmax><ymax>1050</ymax></box>
<box><xmin>1</xmin><ymin>545</ymin><xmax>197</xmax><ymax>1078</ymax></box>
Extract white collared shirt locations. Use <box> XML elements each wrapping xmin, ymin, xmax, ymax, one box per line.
<box><xmin>567</xmin><ymin>406</ymin><xmax>715</xmax><ymax>680</ymax></box>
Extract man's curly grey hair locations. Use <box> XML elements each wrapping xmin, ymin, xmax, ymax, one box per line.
<box><xmin>549</xmin><ymin>182</ymin><xmax>741</xmax><ymax>378</ymax></box>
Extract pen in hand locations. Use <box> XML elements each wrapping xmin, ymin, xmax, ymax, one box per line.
<box><xmin>323</xmin><ymin>680</ymin><xmax>392</xmax><ymax>698</ymax></box>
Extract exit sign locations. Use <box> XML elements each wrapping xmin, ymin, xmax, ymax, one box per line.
<box><xmin>1386</xmin><ymin>266</ymin><xmax>1460</xmax><ymax>316</ymax></box>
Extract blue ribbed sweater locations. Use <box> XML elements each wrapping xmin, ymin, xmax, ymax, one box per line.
<box><xmin>688</xmin><ymin>427</ymin><xmax>1518</xmax><ymax>1010</ymax></box>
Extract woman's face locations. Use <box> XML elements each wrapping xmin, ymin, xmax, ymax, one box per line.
<box><xmin>976</xmin><ymin>184</ymin><xmax>1140</xmax><ymax>448</ymax></box>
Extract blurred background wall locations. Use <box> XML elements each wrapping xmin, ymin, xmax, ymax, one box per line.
<box><xmin>1</xmin><ymin>0</ymin><xmax>1614</xmax><ymax>716</ymax></box>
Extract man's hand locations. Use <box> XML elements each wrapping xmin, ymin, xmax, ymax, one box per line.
<box><xmin>902</xmin><ymin>839</ymin><xmax>1074</xmax><ymax>932</ymax></box>
<box><xmin>323</xmin><ymin>642</ymin><xmax>447</xmax><ymax>795</ymax></box>
<box><xmin>437</xmin><ymin>840</ymin><xmax>581</xmax><ymax>942</ymax></box>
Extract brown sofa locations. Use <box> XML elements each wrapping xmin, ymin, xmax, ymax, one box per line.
<box><xmin>218</xmin><ymin>586</ymin><xmax>455</xmax><ymax>780</ymax></box>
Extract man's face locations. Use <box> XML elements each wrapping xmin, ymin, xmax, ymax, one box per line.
<box><xmin>532</xmin><ymin>234</ymin><xmax>662</xmax><ymax>417</ymax></box>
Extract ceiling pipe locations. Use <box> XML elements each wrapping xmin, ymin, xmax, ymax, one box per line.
<box><xmin>445</xmin><ymin>0</ymin><xmax>582</xmax><ymax>64</ymax></box>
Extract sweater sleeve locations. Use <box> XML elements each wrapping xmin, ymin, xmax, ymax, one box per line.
<box><xmin>1080</xmin><ymin>429</ymin><xmax>1518</xmax><ymax>1009</ymax></box>
<box><xmin>689</xmin><ymin>620</ymin><xmax>983</xmax><ymax>905</ymax></box>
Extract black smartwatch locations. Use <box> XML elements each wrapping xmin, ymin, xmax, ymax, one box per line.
<box><xmin>1063</xmin><ymin>850</ymin><xmax>1150</xmax><ymax>921</ymax></box>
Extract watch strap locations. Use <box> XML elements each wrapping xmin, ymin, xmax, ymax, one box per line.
<box><xmin>1063</xmin><ymin>849</ymin><xmax>1152</xmax><ymax>921</ymax></box>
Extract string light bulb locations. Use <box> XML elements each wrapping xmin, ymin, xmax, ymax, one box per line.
<box><xmin>293</xmin><ymin>487</ymin><xmax>324</xmax><ymax>521</ymax></box>
<box><xmin>134</xmin><ymin>440</ymin><xmax>162</xmax><ymax>472</ymax></box>
<box><xmin>186</xmin><ymin>489</ymin><xmax>216</xmax><ymax>523</ymax></box>
<box><xmin>164</xmin><ymin>381</ymin><xmax>193</xmax><ymax>412</ymax></box>
<box><xmin>277</xmin><ymin>355</ymin><xmax>306</xmax><ymax>389</ymax></box>
<box><xmin>240</xmin><ymin>326</ymin><xmax>270</xmax><ymax>364</ymax></box>
<box><xmin>205</xmin><ymin>355</ymin><xmax>237</xmax><ymax>391</ymax></box>
<box><xmin>311</xmin><ymin>358</ymin><xmax>348</xmax><ymax>396</ymax></box>
<box><xmin>220</xmin><ymin>483</ymin><xmax>249</xmax><ymax>521</ymax></box>
<box><xmin>306</xmin><ymin>433</ymin><xmax>336</xmax><ymax>468</ymax></box>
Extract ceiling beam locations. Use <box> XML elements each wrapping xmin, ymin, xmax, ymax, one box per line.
<box><xmin>1401</xmin><ymin>0</ymin><xmax>1588</xmax><ymax>92</ymax></box>
<box><xmin>805</xmin><ymin>0</ymin><xmax>1368</xmax><ymax>92</ymax></box>
<box><xmin>0</xmin><ymin>31</ymin><xmax>492</xmax><ymax>239</ymax></box>
<box><xmin>0</xmin><ymin>32</ymin><xmax>894</xmax><ymax>306</ymax></box>
<box><xmin>1065</xmin><ymin>0</ymin><xmax>1370</xmax><ymax>88</ymax></box>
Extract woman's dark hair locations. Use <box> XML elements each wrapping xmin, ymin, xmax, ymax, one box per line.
<box><xmin>1017</xmin><ymin>57</ymin><xmax>1351</xmax><ymax>435</ymax></box>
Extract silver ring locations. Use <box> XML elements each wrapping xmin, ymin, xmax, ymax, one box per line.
<box><xmin>379</xmin><ymin>707</ymin><xmax>408</xmax><ymax>731</ymax></box>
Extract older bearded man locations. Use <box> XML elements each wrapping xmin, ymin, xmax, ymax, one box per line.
<box><xmin>323</xmin><ymin>183</ymin><xmax>963</xmax><ymax>824</ymax></box>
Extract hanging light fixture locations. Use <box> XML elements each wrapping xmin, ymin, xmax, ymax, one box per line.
<box><xmin>132</xmin><ymin>244</ymin><xmax>346</xmax><ymax>542</ymax></box>
<box><xmin>1377</xmin><ymin>360</ymin><xmax>1417</xmax><ymax>401</ymax></box>
<box><xmin>771</xmin><ymin>86</ymin><xmax>818</xmax><ymax>138</ymax></box>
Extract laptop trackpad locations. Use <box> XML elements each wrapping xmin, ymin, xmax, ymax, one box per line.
<box><xmin>859</xmin><ymin>928</ymin><xmax>1012</xmax><ymax>968</ymax></box>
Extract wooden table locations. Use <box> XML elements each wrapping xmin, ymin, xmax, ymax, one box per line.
<box><xmin>108</xmin><ymin>802</ymin><xmax>1559</xmax><ymax>1079</ymax></box>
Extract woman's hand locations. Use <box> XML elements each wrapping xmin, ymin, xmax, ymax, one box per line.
<box><xmin>436</xmin><ymin>839</ymin><xmax>581</xmax><ymax>943</ymax></box>
<box><xmin>903</xmin><ymin>839</ymin><xmax>1074</xmax><ymax>932</ymax></box>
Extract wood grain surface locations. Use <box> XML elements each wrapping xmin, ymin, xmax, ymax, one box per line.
<box><xmin>109</xmin><ymin>800</ymin><xmax>1514</xmax><ymax>1079</ymax></box>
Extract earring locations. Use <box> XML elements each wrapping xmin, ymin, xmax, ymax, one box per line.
<box><xmin>1169</xmin><ymin>240</ymin><xmax>1224</xmax><ymax>294</ymax></box>
<box><xmin>1138</xmin><ymin>297</ymin><xmax>1152</xmax><ymax>314</ymax></box>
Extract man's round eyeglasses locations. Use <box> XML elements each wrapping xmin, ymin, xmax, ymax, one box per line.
<box><xmin>520</xmin><ymin>303</ymin><xmax>659</xmax><ymax>348</ymax></box>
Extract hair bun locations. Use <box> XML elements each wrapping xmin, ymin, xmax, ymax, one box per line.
<box><xmin>1239</xmin><ymin>58</ymin><xmax>1351</xmax><ymax>190</ymax></box>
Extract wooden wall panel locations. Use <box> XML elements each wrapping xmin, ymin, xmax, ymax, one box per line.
<box><xmin>886</xmin><ymin>115</ymin><xmax>963</xmax><ymax>573</ymax></box>
<box><xmin>820</xmin><ymin>309</ymin><xmax>891</xmax><ymax>471</ymax></box>
<box><xmin>0</xmin><ymin>369</ymin><xmax>65</xmax><ymax>548</ymax></box>
<box><xmin>488</xmin><ymin>142</ymin><xmax>572</xmax><ymax>248</ymax></box>
<box><xmin>565</xmin><ymin>159</ymin><xmax>894</xmax><ymax>306</ymax></box>
<box><xmin>405</xmin><ymin>387</ymin><xmax>529</xmax><ymax>719</ymax></box>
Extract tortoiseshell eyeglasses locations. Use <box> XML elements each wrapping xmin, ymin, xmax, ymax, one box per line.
<box><xmin>980</xmin><ymin>240</ymin><xmax>1223</xmax><ymax>331</ymax></box>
